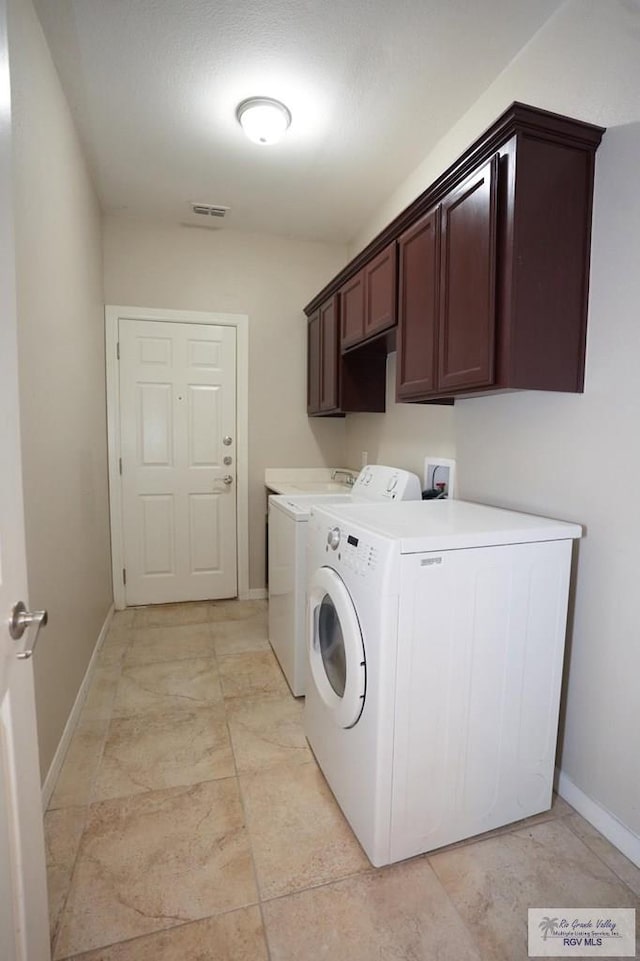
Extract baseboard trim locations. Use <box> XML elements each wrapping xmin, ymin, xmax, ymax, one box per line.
<box><xmin>556</xmin><ymin>768</ymin><xmax>640</xmax><ymax>868</ymax></box>
<box><xmin>41</xmin><ymin>604</ymin><xmax>115</xmax><ymax>811</ymax></box>
<box><xmin>242</xmin><ymin>588</ymin><xmax>267</xmax><ymax>601</ymax></box>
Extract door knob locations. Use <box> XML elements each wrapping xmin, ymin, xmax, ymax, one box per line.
<box><xmin>223</xmin><ymin>436</ymin><xmax>233</xmax><ymax>446</ymax></box>
<box><xmin>223</xmin><ymin>475</ymin><xmax>233</xmax><ymax>486</ymax></box>
<box><xmin>9</xmin><ymin>601</ymin><xmax>48</xmax><ymax>660</ymax></box>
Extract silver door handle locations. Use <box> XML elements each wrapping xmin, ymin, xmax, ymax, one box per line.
<box><xmin>223</xmin><ymin>475</ymin><xmax>233</xmax><ymax>486</ymax></box>
<box><xmin>9</xmin><ymin>601</ymin><xmax>48</xmax><ymax>660</ymax></box>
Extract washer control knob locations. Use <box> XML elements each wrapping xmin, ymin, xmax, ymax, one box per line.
<box><xmin>327</xmin><ymin>527</ymin><xmax>341</xmax><ymax>550</ymax></box>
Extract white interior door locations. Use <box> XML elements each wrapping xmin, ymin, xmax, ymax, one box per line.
<box><xmin>119</xmin><ymin>319</ymin><xmax>238</xmax><ymax>605</ymax></box>
<box><xmin>0</xmin><ymin>0</ymin><xmax>50</xmax><ymax>956</ymax></box>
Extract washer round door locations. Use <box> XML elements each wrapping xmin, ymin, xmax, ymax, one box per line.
<box><xmin>307</xmin><ymin>566</ymin><xmax>366</xmax><ymax>728</ymax></box>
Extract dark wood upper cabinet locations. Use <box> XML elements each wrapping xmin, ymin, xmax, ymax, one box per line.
<box><xmin>437</xmin><ymin>157</ymin><xmax>498</xmax><ymax>393</ymax></box>
<box><xmin>364</xmin><ymin>242</ymin><xmax>397</xmax><ymax>340</ymax></box>
<box><xmin>305</xmin><ymin>103</ymin><xmax>604</xmax><ymax>411</ymax></box>
<box><xmin>339</xmin><ymin>240</ymin><xmax>397</xmax><ymax>352</ymax></box>
<box><xmin>319</xmin><ymin>296</ymin><xmax>339</xmax><ymax>412</ymax></box>
<box><xmin>307</xmin><ymin>309</ymin><xmax>321</xmax><ymax>414</ymax></box>
<box><xmin>339</xmin><ymin>273</ymin><xmax>365</xmax><ymax>349</ymax></box>
<box><xmin>494</xmin><ymin>132</ymin><xmax>597</xmax><ymax>393</ymax></box>
<box><xmin>308</xmin><ymin>293</ymin><xmax>386</xmax><ymax>416</ymax></box>
<box><xmin>397</xmin><ymin>158</ymin><xmax>498</xmax><ymax>400</ymax></box>
<box><xmin>307</xmin><ymin>297</ymin><xmax>340</xmax><ymax>415</ymax></box>
<box><xmin>397</xmin><ymin>207</ymin><xmax>440</xmax><ymax>400</ymax></box>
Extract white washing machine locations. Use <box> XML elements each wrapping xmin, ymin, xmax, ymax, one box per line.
<box><xmin>305</xmin><ymin>499</ymin><xmax>581</xmax><ymax>866</ymax></box>
<box><xmin>268</xmin><ymin>466</ymin><xmax>421</xmax><ymax>696</ymax></box>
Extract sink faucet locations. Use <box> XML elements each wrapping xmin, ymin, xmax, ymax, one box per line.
<box><xmin>332</xmin><ymin>469</ymin><xmax>355</xmax><ymax>487</ymax></box>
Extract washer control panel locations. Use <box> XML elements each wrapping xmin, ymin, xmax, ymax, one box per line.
<box><xmin>331</xmin><ymin>529</ymin><xmax>378</xmax><ymax>576</ymax></box>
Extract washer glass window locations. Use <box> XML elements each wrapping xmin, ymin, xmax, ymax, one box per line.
<box><xmin>318</xmin><ymin>595</ymin><xmax>346</xmax><ymax>697</ymax></box>
<box><xmin>308</xmin><ymin>565</ymin><xmax>366</xmax><ymax>729</ymax></box>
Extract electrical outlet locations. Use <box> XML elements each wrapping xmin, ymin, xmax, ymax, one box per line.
<box><xmin>361</xmin><ymin>451</ymin><xmax>368</xmax><ymax>467</ymax></box>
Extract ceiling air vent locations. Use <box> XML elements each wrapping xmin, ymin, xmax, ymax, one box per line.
<box><xmin>191</xmin><ymin>202</ymin><xmax>229</xmax><ymax>218</ymax></box>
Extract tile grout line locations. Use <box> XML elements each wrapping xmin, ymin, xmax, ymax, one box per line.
<box><xmin>425</xmin><ymin>851</ymin><xmax>489</xmax><ymax>960</ymax></box>
<box><xmin>224</xmin><ymin>666</ymin><xmax>275</xmax><ymax>961</ymax></box>
<box><xmin>47</xmin><ymin>805</ymin><xmax>91</xmax><ymax>957</ymax></box>
<box><xmin>46</xmin><ymin>613</ymin><xmax>266</xmax><ymax>961</ymax></box>
<box><xmin>54</xmin><ymin>602</ymin><xmax>631</xmax><ymax>960</ymax></box>
<box><xmin>423</xmin><ymin>810</ymin><xmax>577</xmax><ymax>957</ymax></box>
<box><xmin>60</xmin><ymin>906</ymin><xmax>264</xmax><ymax>961</ymax></box>
<box><xmin>51</xmin><ymin>605</ymin><xmax>260</xmax><ymax>958</ymax></box>
<box><xmin>424</xmin><ymin>806</ymin><xmax>640</xmax><ymax>961</ymax></box>
<box><xmin>562</xmin><ymin>812</ymin><xmax>640</xmax><ymax>899</ymax></box>
<box><xmin>49</xmin><ymin>629</ymin><xmax>132</xmax><ymax>958</ymax></box>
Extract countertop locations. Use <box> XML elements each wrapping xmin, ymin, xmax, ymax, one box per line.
<box><xmin>264</xmin><ymin>467</ymin><xmax>356</xmax><ymax>496</ymax></box>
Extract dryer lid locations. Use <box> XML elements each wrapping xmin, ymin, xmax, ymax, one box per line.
<box><xmin>268</xmin><ymin>492</ymin><xmax>352</xmax><ymax>521</ymax></box>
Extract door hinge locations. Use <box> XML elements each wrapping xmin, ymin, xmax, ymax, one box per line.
<box><xmin>116</xmin><ymin>342</ymin><xmax>120</xmax><ymax>360</ymax></box>
<box><xmin>119</xmin><ymin>457</ymin><xmax>122</xmax><ymax>475</ymax></box>
<box><xmin>122</xmin><ymin>568</ymin><xmax>127</xmax><ymax>585</ymax></box>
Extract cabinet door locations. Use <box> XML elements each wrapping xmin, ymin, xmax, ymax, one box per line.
<box><xmin>307</xmin><ymin>310</ymin><xmax>321</xmax><ymax>414</ymax></box>
<box><xmin>396</xmin><ymin>207</ymin><xmax>440</xmax><ymax>399</ymax></box>
<box><xmin>438</xmin><ymin>156</ymin><xmax>498</xmax><ymax>392</ymax></box>
<box><xmin>340</xmin><ymin>272</ymin><xmax>364</xmax><ymax>350</ymax></box>
<box><xmin>364</xmin><ymin>241</ymin><xmax>397</xmax><ymax>339</ymax></box>
<box><xmin>319</xmin><ymin>295</ymin><xmax>340</xmax><ymax>412</ymax></box>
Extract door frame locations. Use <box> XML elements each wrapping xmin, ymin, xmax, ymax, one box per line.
<box><xmin>105</xmin><ymin>305</ymin><xmax>250</xmax><ymax>608</ymax></box>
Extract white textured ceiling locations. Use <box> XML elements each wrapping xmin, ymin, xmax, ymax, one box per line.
<box><xmin>32</xmin><ymin>0</ymin><xmax>565</xmax><ymax>243</ymax></box>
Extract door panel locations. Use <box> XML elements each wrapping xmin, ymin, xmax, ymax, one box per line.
<box><xmin>319</xmin><ymin>296</ymin><xmax>340</xmax><ymax>411</ymax></box>
<box><xmin>188</xmin><ymin>337</ymin><xmax>220</xmax><ymax>368</ymax></box>
<box><xmin>189</xmin><ymin>495</ymin><xmax>220</xmax><ymax>571</ymax></box>
<box><xmin>188</xmin><ymin>385</ymin><xmax>221</xmax><ymax>465</ymax></box>
<box><xmin>139</xmin><ymin>383</ymin><xmax>173</xmax><ymax>464</ymax></box>
<box><xmin>364</xmin><ymin>241</ymin><xmax>396</xmax><ymax>339</ymax></box>
<box><xmin>140</xmin><ymin>495</ymin><xmax>175</xmax><ymax>574</ymax></box>
<box><xmin>396</xmin><ymin>207</ymin><xmax>440</xmax><ymax>399</ymax></box>
<box><xmin>339</xmin><ymin>272</ymin><xmax>364</xmax><ymax>349</ymax></box>
<box><xmin>120</xmin><ymin>319</ymin><xmax>237</xmax><ymax>604</ymax></box>
<box><xmin>438</xmin><ymin>157</ymin><xmax>498</xmax><ymax>392</ymax></box>
<box><xmin>307</xmin><ymin>311</ymin><xmax>320</xmax><ymax>413</ymax></box>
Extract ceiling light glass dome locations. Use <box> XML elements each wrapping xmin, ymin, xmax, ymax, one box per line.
<box><xmin>236</xmin><ymin>97</ymin><xmax>292</xmax><ymax>145</ymax></box>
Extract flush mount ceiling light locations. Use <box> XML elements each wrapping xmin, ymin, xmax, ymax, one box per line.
<box><xmin>236</xmin><ymin>97</ymin><xmax>292</xmax><ymax>145</ymax></box>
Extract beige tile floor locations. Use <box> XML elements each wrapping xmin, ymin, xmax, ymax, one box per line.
<box><xmin>45</xmin><ymin>600</ymin><xmax>640</xmax><ymax>960</ymax></box>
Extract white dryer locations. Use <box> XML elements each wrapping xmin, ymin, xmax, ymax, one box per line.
<box><xmin>305</xmin><ymin>499</ymin><xmax>581</xmax><ymax>866</ymax></box>
<box><xmin>268</xmin><ymin>466</ymin><xmax>421</xmax><ymax>696</ymax></box>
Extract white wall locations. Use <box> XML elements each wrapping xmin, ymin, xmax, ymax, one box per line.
<box><xmin>345</xmin><ymin>0</ymin><xmax>640</xmax><ymax>851</ymax></box>
<box><xmin>9</xmin><ymin>0</ymin><xmax>112</xmax><ymax>780</ymax></box>
<box><xmin>103</xmin><ymin>218</ymin><xmax>348</xmax><ymax>590</ymax></box>
<box><xmin>351</xmin><ymin>0</ymin><xmax>640</xmax><ymax>254</ymax></box>
<box><xmin>346</xmin><ymin>354</ymin><xmax>455</xmax><ymax>483</ymax></box>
